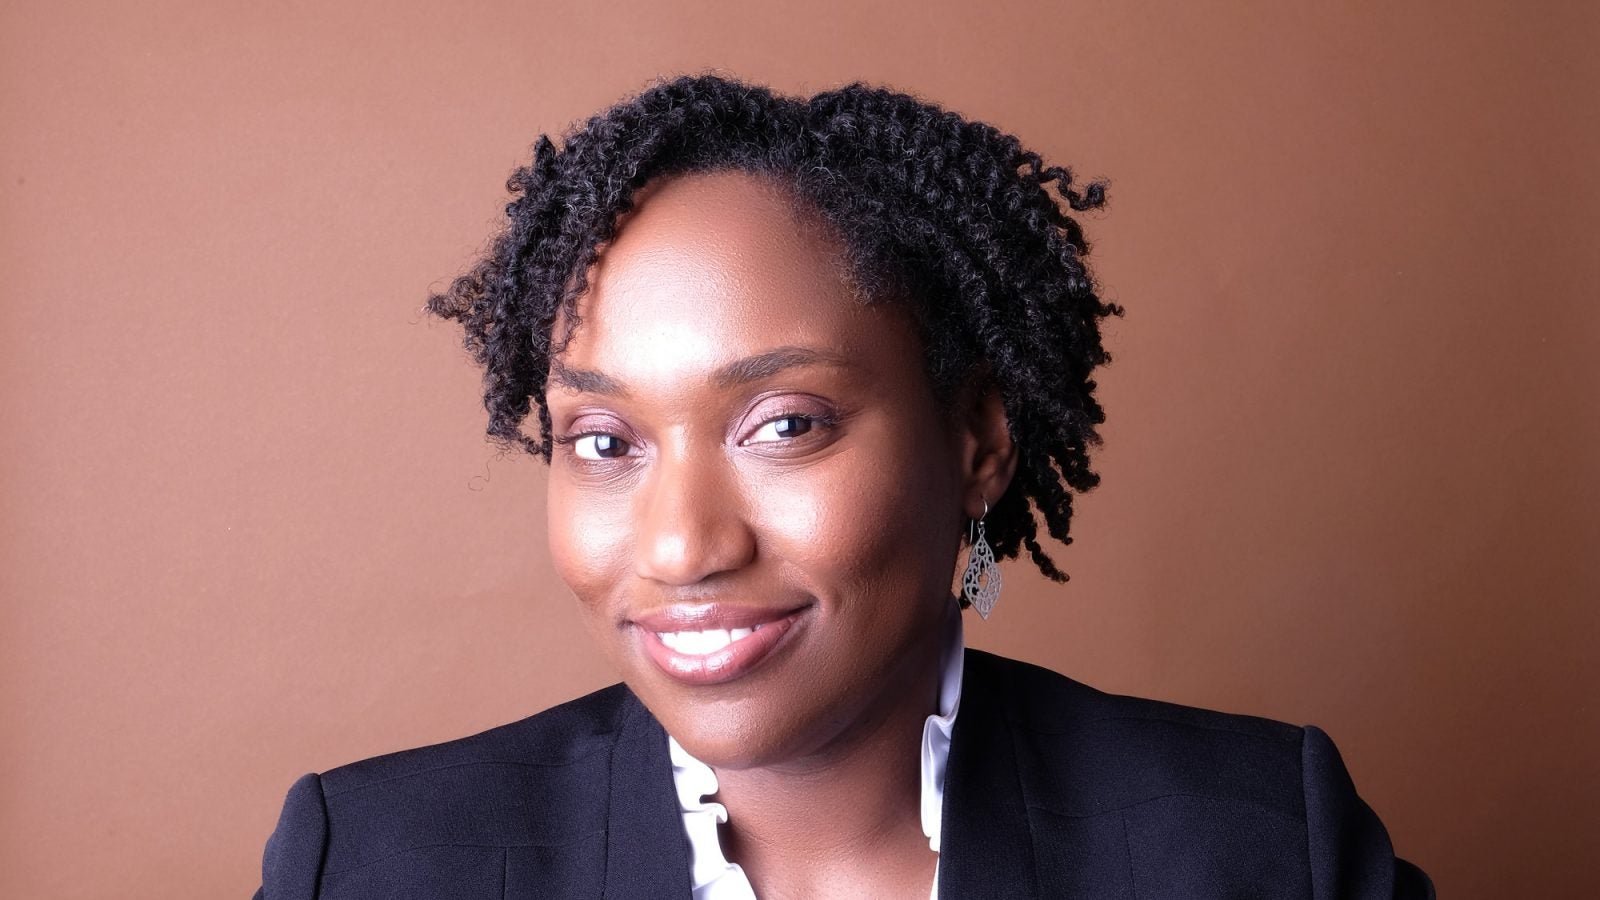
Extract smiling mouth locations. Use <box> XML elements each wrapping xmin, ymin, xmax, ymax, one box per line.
<box><xmin>634</xmin><ymin>605</ymin><xmax>808</xmax><ymax>686</ymax></box>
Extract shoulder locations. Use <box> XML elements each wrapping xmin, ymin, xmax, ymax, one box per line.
<box><xmin>966</xmin><ymin>649</ymin><xmax>1306</xmax><ymax>819</ymax></box>
<box><xmin>963</xmin><ymin>650</ymin><xmax>1433</xmax><ymax>897</ymax></box>
<box><xmin>968</xmin><ymin>647</ymin><xmax>1304</xmax><ymax>766</ymax></box>
<box><xmin>258</xmin><ymin>683</ymin><xmax>641</xmax><ymax>897</ymax></box>
<box><xmin>318</xmin><ymin>681</ymin><xmax>636</xmax><ymax>799</ymax></box>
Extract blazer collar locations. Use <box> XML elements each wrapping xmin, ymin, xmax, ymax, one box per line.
<box><xmin>938</xmin><ymin>647</ymin><xmax>1042</xmax><ymax>898</ymax></box>
<box><xmin>602</xmin><ymin>693</ymin><xmax>695</xmax><ymax>899</ymax></box>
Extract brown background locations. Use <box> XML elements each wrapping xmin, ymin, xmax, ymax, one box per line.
<box><xmin>2</xmin><ymin>1</ymin><xmax>1596</xmax><ymax>897</ymax></box>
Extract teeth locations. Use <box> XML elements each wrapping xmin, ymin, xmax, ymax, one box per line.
<box><xmin>658</xmin><ymin>627</ymin><xmax>760</xmax><ymax>655</ymax></box>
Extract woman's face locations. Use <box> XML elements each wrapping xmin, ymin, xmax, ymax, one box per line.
<box><xmin>544</xmin><ymin>171</ymin><xmax>990</xmax><ymax>769</ymax></box>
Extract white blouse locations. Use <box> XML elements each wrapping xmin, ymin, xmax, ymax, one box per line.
<box><xmin>668</xmin><ymin>603</ymin><xmax>966</xmax><ymax>900</ymax></box>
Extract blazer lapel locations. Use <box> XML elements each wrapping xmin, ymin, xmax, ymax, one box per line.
<box><xmin>939</xmin><ymin>649</ymin><xmax>1041</xmax><ymax>899</ymax></box>
<box><xmin>942</xmin><ymin>651</ymin><xmax>1141</xmax><ymax>900</ymax></box>
<box><xmin>602</xmin><ymin>693</ymin><xmax>695</xmax><ymax>900</ymax></box>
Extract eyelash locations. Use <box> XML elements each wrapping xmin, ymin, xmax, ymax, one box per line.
<box><xmin>740</xmin><ymin>410</ymin><xmax>841</xmax><ymax>446</ymax></box>
<box><xmin>552</xmin><ymin>409</ymin><xmax>841</xmax><ymax>462</ymax></box>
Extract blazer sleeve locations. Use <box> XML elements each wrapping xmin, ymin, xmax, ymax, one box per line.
<box><xmin>253</xmin><ymin>772</ymin><xmax>330</xmax><ymax>900</ymax></box>
<box><xmin>1301</xmin><ymin>725</ymin><xmax>1435</xmax><ymax>899</ymax></box>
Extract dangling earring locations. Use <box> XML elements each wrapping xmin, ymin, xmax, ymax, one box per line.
<box><xmin>962</xmin><ymin>500</ymin><xmax>1002</xmax><ymax>619</ymax></box>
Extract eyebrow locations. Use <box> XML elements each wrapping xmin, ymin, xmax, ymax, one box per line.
<box><xmin>548</xmin><ymin>346</ymin><xmax>850</xmax><ymax>397</ymax></box>
<box><xmin>548</xmin><ymin>360</ymin><xmax>627</xmax><ymax>396</ymax></box>
<box><xmin>711</xmin><ymin>346</ymin><xmax>851</xmax><ymax>388</ymax></box>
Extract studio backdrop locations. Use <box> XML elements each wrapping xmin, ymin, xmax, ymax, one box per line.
<box><xmin>1</xmin><ymin>1</ymin><xmax>1595</xmax><ymax>897</ymax></box>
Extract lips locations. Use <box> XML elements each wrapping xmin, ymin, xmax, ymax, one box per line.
<box><xmin>632</xmin><ymin>603</ymin><xmax>808</xmax><ymax>686</ymax></box>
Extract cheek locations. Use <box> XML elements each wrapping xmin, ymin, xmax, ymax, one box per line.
<box><xmin>749</xmin><ymin>446</ymin><xmax>957</xmax><ymax>602</ymax></box>
<box><xmin>545</xmin><ymin>476</ymin><xmax>631</xmax><ymax>620</ymax></box>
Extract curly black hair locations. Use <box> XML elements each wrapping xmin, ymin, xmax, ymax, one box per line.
<box><xmin>428</xmin><ymin>73</ymin><xmax>1120</xmax><ymax>582</ymax></box>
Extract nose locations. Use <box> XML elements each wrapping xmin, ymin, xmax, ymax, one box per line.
<box><xmin>633</xmin><ymin>449</ymin><xmax>757</xmax><ymax>586</ymax></box>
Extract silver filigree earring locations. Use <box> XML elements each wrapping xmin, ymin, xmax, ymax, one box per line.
<box><xmin>962</xmin><ymin>500</ymin><xmax>1002</xmax><ymax>619</ymax></box>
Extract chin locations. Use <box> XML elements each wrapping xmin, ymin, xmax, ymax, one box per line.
<box><xmin>626</xmin><ymin>671</ymin><xmax>815</xmax><ymax>768</ymax></box>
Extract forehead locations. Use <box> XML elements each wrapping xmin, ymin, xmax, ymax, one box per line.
<box><xmin>556</xmin><ymin>171</ymin><xmax>890</xmax><ymax>380</ymax></box>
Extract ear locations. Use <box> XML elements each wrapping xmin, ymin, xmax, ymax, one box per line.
<box><xmin>955</xmin><ymin>378</ymin><xmax>1018</xmax><ymax>522</ymax></box>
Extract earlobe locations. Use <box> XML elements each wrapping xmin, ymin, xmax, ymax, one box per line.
<box><xmin>958</xmin><ymin>382</ymin><xmax>1018</xmax><ymax>520</ymax></box>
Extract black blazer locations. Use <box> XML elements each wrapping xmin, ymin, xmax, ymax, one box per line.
<box><xmin>255</xmin><ymin>650</ymin><xmax>1432</xmax><ymax>898</ymax></box>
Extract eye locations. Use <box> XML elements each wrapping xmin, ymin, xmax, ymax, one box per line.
<box><xmin>745</xmin><ymin>414</ymin><xmax>814</xmax><ymax>444</ymax></box>
<box><xmin>571</xmin><ymin>433</ymin><xmax>632</xmax><ymax>460</ymax></box>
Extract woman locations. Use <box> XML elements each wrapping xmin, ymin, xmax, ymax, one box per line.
<box><xmin>255</xmin><ymin>75</ymin><xmax>1432</xmax><ymax>898</ymax></box>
